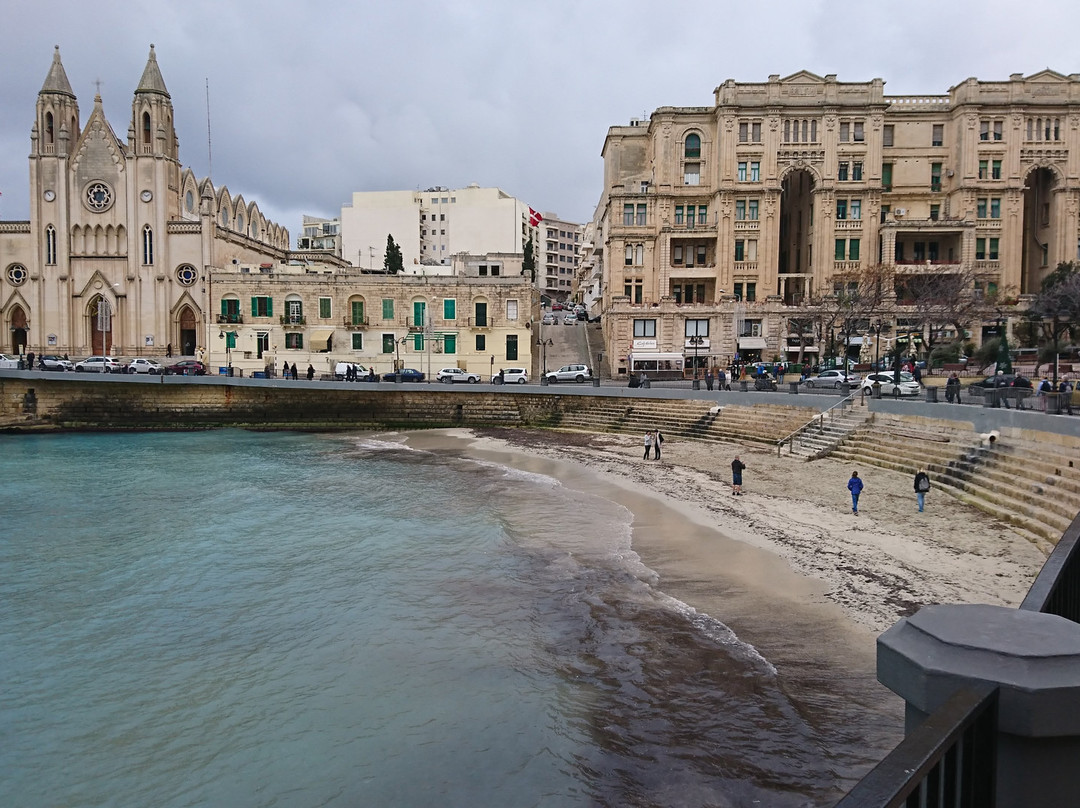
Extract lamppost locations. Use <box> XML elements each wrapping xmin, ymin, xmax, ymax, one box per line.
<box><xmin>1050</xmin><ymin>311</ymin><xmax>1071</xmax><ymax>388</ymax></box>
<box><xmin>870</xmin><ymin>319</ymin><xmax>889</xmax><ymax>397</ymax></box>
<box><xmin>538</xmin><ymin>338</ymin><xmax>553</xmax><ymax>385</ymax></box>
<box><xmin>490</xmin><ymin>354</ymin><xmax>494</xmax><ymax>383</ymax></box>
<box><xmin>689</xmin><ymin>335</ymin><xmax>704</xmax><ymax>390</ymax></box>
<box><xmin>219</xmin><ymin>330</ymin><xmax>234</xmax><ymax>376</ymax></box>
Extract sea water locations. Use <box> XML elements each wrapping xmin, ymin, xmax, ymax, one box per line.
<box><xmin>0</xmin><ymin>431</ymin><xmax>887</xmax><ymax>807</ymax></box>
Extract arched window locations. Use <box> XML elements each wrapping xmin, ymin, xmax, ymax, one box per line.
<box><xmin>142</xmin><ymin>111</ymin><xmax>151</xmax><ymax>145</ymax></box>
<box><xmin>185</xmin><ymin>190</ymin><xmax>195</xmax><ymax>212</ymax></box>
<box><xmin>684</xmin><ymin>133</ymin><xmax>701</xmax><ymax>159</ymax></box>
<box><xmin>142</xmin><ymin>225</ymin><xmax>154</xmax><ymax>265</ymax></box>
<box><xmin>237</xmin><ymin>213</ymin><xmax>244</xmax><ymax>233</ymax></box>
<box><xmin>220</xmin><ymin>208</ymin><xmax>229</xmax><ymax>227</ymax></box>
<box><xmin>250</xmin><ymin>218</ymin><xmax>259</xmax><ymax>239</ymax></box>
<box><xmin>45</xmin><ymin>112</ymin><xmax>54</xmax><ymax>145</ymax></box>
<box><xmin>45</xmin><ymin>225</ymin><xmax>57</xmax><ymax>265</ymax></box>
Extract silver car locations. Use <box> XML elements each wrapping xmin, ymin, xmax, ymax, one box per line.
<box><xmin>545</xmin><ymin>364</ymin><xmax>592</xmax><ymax>383</ymax></box>
<box><xmin>804</xmin><ymin>369</ymin><xmax>862</xmax><ymax>389</ymax></box>
<box><xmin>127</xmin><ymin>358</ymin><xmax>164</xmax><ymax>374</ymax></box>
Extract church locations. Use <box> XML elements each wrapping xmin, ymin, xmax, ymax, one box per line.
<box><xmin>0</xmin><ymin>45</ymin><xmax>290</xmax><ymax>359</ymax></box>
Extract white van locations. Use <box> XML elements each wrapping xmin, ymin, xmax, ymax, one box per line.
<box><xmin>334</xmin><ymin>362</ymin><xmax>369</xmax><ymax>380</ymax></box>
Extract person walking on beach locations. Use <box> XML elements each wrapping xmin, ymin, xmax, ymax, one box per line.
<box><xmin>653</xmin><ymin>429</ymin><xmax>664</xmax><ymax>460</ymax></box>
<box><xmin>643</xmin><ymin>430</ymin><xmax>654</xmax><ymax>460</ymax></box>
<box><xmin>731</xmin><ymin>455</ymin><xmax>746</xmax><ymax>495</ymax></box>
<box><xmin>914</xmin><ymin>468</ymin><xmax>930</xmax><ymax>512</ymax></box>
<box><xmin>848</xmin><ymin>470</ymin><xmax>864</xmax><ymax>515</ymax></box>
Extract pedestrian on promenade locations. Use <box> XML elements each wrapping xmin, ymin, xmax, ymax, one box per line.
<box><xmin>166</xmin><ymin>343</ymin><xmax>173</xmax><ymax>357</ymax></box>
<box><xmin>290</xmin><ymin>362</ymin><xmax>298</xmax><ymax>380</ymax></box>
<box><xmin>718</xmin><ymin>367</ymin><xmax>728</xmax><ymax>390</ymax></box>
<box><xmin>306</xmin><ymin>364</ymin><xmax>315</xmax><ymax>380</ymax></box>
<box><xmin>280</xmin><ymin>360</ymin><xmax>287</xmax><ymax>379</ymax></box>
<box><xmin>1059</xmin><ymin>377</ymin><xmax>1074</xmax><ymax>415</ymax></box>
<box><xmin>643</xmin><ymin>430</ymin><xmax>653</xmax><ymax>460</ymax></box>
<box><xmin>705</xmin><ymin>369</ymin><xmax>714</xmax><ymax>391</ymax></box>
<box><xmin>913</xmin><ymin>365</ymin><xmax>923</xmax><ymax>386</ymax></box>
<box><xmin>653</xmin><ymin>429</ymin><xmax>664</xmax><ymax>460</ymax></box>
<box><xmin>848</xmin><ymin>470</ymin><xmax>864</xmax><ymax>515</ymax></box>
<box><xmin>914</xmin><ymin>468</ymin><xmax>930</xmax><ymax>512</ymax></box>
<box><xmin>945</xmin><ymin>373</ymin><xmax>961</xmax><ymax>404</ymax></box>
<box><xmin>731</xmin><ymin>455</ymin><xmax>746</xmax><ymax>495</ymax></box>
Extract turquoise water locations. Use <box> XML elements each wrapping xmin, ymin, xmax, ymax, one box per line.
<box><xmin>1</xmin><ymin>431</ymin><xmax>883</xmax><ymax>807</ymax></box>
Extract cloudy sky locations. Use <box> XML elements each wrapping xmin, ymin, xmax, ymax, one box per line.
<box><xmin>1</xmin><ymin>0</ymin><xmax>1077</xmax><ymax>243</ymax></box>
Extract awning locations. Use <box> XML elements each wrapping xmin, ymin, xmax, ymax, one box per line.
<box><xmin>737</xmin><ymin>337</ymin><xmax>767</xmax><ymax>349</ymax></box>
<box><xmin>309</xmin><ymin>329</ymin><xmax>334</xmax><ymax>346</ymax></box>
<box><xmin>629</xmin><ymin>352</ymin><xmax>685</xmax><ymax>363</ymax></box>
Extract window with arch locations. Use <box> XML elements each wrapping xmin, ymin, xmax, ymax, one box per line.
<box><xmin>45</xmin><ymin>111</ymin><xmax>55</xmax><ymax>144</ymax></box>
<box><xmin>45</xmin><ymin>225</ymin><xmax>57</xmax><ymax>265</ymax></box>
<box><xmin>142</xmin><ymin>225</ymin><xmax>154</xmax><ymax>265</ymax></box>
<box><xmin>176</xmin><ymin>265</ymin><xmax>198</xmax><ymax>286</ymax></box>
<box><xmin>684</xmin><ymin>133</ymin><xmax>701</xmax><ymax>159</ymax></box>
<box><xmin>285</xmin><ymin>296</ymin><xmax>303</xmax><ymax>324</ymax></box>
<box><xmin>142</xmin><ymin>111</ymin><xmax>151</xmax><ymax>145</ymax></box>
<box><xmin>185</xmin><ymin>190</ymin><xmax>195</xmax><ymax>212</ymax></box>
<box><xmin>250</xmin><ymin>219</ymin><xmax>260</xmax><ymax>239</ymax></box>
<box><xmin>220</xmin><ymin>208</ymin><xmax>229</xmax><ymax>227</ymax></box>
<box><xmin>7</xmin><ymin>264</ymin><xmax>28</xmax><ymax>285</ymax></box>
<box><xmin>237</xmin><ymin>213</ymin><xmax>244</xmax><ymax>233</ymax></box>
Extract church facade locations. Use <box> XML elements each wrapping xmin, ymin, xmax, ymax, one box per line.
<box><xmin>0</xmin><ymin>46</ymin><xmax>290</xmax><ymax>359</ymax></box>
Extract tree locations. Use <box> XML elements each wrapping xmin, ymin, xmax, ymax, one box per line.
<box><xmin>383</xmin><ymin>234</ymin><xmax>404</xmax><ymax>274</ymax></box>
<box><xmin>1029</xmin><ymin>261</ymin><xmax>1080</xmax><ymax>378</ymax></box>
<box><xmin>522</xmin><ymin>237</ymin><xmax>536</xmax><ymax>283</ymax></box>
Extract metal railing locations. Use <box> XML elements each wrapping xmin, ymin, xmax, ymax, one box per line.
<box><xmin>776</xmin><ymin>392</ymin><xmax>856</xmax><ymax>455</ymax></box>
<box><xmin>836</xmin><ymin>512</ymin><xmax>1080</xmax><ymax>806</ymax></box>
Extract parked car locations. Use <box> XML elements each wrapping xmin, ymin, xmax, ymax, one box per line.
<box><xmin>437</xmin><ymin>367</ymin><xmax>481</xmax><ymax>384</ymax></box>
<box><xmin>0</xmin><ymin>353</ymin><xmax>23</xmax><ymax>369</ymax></box>
<box><xmin>563</xmin><ymin>314</ymin><xmax>578</xmax><ymax>325</ymax></box>
<box><xmin>861</xmin><ymin>372</ymin><xmax>921</xmax><ymax>397</ymax></box>
<box><xmin>127</xmin><ymin>358</ymin><xmax>164</xmax><ymax>375</ymax></box>
<box><xmin>551</xmin><ymin>302</ymin><xmax>564</xmax><ymax>311</ymax></box>
<box><xmin>541</xmin><ymin>314</ymin><xmax>557</xmax><ymax>326</ymax></box>
<box><xmin>545</xmin><ymin>364</ymin><xmax>592</xmax><ymax>383</ymax></box>
<box><xmin>75</xmin><ymin>356</ymin><xmax>123</xmax><ymax>373</ymax></box>
<box><xmin>40</xmin><ymin>354</ymin><xmax>74</xmax><ymax>371</ymax></box>
<box><xmin>969</xmin><ymin>374</ymin><xmax>1033</xmax><ymax>390</ymax></box>
<box><xmin>804</xmin><ymin>369</ymin><xmax>862</xmax><ymax>389</ymax></box>
<box><xmin>500</xmin><ymin>367</ymin><xmax>529</xmax><ymax>384</ymax></box>
<box><xmin>382</xmin><ymin>368</ymin><xmax>425</xmax><ymax>383</ymax></box>
<box><xmin>165</xmin><ymin>360</ymin><xmax>207</xmax><ymax>376</ymax></box>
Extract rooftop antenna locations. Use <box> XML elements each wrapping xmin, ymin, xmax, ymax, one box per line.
<box><xmin>205</xmin><ymin>78</ymin><xmax>213</xmax><ymax>181</ymax></box>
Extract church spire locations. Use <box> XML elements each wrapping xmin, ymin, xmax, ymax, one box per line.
<box><xmin>40</xmin><ymin>45</ymin><xmax>75</xmax><ymax>98</ymax></box>
<box><xmin>135</xmin><ymin>44</ymin><xmax>170</xmax><ymax>98</ymax></box>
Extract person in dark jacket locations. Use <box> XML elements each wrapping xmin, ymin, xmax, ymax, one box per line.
<box><xmin>945</xmin><ymin>373</ymin><xmax>961</xmax><ymax>404</ymax></box>
<box><xmin>914</xmin><ymin>469</ymin><xmax>930</xmax><ymax>512</ymax></box>
<box><xmin>290</xmin><ymin>362</ymin><xmax>298</xmax><ymax>380</ymax></box>
<box><xmin>848</xmin><ymin>470</ymin><xmax>864</xmax><ymax>515</ymax></box>
<box><xmin>731</xmin><ymin>456</ymin><xmax>746</xmax><ymax>495</ymax></box>
<box><xmin>306</xmin><ymin>364</ymin><xmax>315</xmax><ymax>380</ymax></box>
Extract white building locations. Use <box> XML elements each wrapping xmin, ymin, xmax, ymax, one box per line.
<box><xmin>538</xmin><ymin>213</ymin><xmax>583</xmax><ymax>303</ymax></box>
<box><xmin>339</xmin><ymin>184</ymin><xmax>542</xmax><ymax>274</ymax></box>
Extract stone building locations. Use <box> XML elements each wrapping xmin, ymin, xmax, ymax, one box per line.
<box><xmin>0</xmin><ymin>46</ymin><xmax>292</xmax><ymax>360</ymax></box>
<box><xmin>538</xmin><ymin>213</ymin><xmax>583</xmax><ymax>304</ymax></box>
<box><xmin>594</xmin><ymin>70</ymin><xmax>1080</xmax><ymax>377</ymax></box>
<box><xmin>209</xmin><ymin>257</ymin><xmax>537</xmax><ymax>379</ymax></box>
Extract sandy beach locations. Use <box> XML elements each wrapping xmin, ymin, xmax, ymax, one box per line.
<box><xmin>407</xmin><ymin>426</ymin><xmax>1049</xmax><ymax>655</ymax></box>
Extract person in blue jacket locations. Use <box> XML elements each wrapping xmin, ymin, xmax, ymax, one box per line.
<box><xmin>848</xmin><ymin>470</ymin><xmax>864</xmax><ymax>515</ymax></box>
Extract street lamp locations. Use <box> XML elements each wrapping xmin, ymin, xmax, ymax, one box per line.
<box><xmin>689</xmin><ymin>335</ymin><xmax>704</xmax><ymax>390</ymax></box>
<box><xmin>1050</xmin><ymin>311</ymin><xmax>1071</xmax><ymax>388</ymax></box>
<box><xmin>538</xmin><ymin>338</ymin><xmax>553</xmax><ymax>385</ymax></box>
<box><xmin>219</xmin><ymin>330</ymin><xmax>234</xmax><ymax>376</ymax></box>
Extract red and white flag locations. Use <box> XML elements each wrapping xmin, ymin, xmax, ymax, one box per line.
<box><xmin>528</xmin><ymin>207</ymin><xmax>543</xmax><ymax>227</ymax></box>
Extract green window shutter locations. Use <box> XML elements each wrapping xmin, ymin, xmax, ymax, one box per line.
<box><xmin>413</xmin><ymin>301</ymin><xmax>426</xmax><ymax>328</ymax></box>
<box><xmin>267</xmin><ymin>297</ymin><xmax>273</xmax><ymax>317</ymax></box>
<box><xmin>444</xmin><ymin>334</ymin><xmax>456</xmax><ymax>354</ymax></box>
<box><xmin>506</xmin><ymin>334</ymin><xmax>518</xmax><ymax>361</ymax></box>
<box><xmin>443</xmin><ymin>299</ymin><xmax>456</xmax><ymax>320</ymax></box>
<box><xmin>251</xmin><ymin>297</ymin><xmax>258</xmax><ymax>317</ymax></box>
<box><xmin>352</xmin><ymin>333</ymin><xmax>363</xmax><ymax>350</ymax></box>
<box><xmin>835</xmin><ymin>239</ymin><xmax>846</xmax><ymax>261</ymax></box>
<box><xmin>849</xmin><ymin>239</ymin><xmax>860</xmax><ymax>261</ymax></box>
<box><xmin>221</xmin><ymin>299</ymin><xmax>227</xmax><ymax>316</ymax></box>
<box><xmin>413</xmin><ymin>333</ymin><xmax>424</xmax><ymax>350</ymax></box>
<box><xmin>319</xmin><ymin>298</ymin><xmax>331</xmax><ymax>319</ymax></box>
<box><xmin>352</xmin><ymin>301</ymin><xmax>364</xmax><ymax>324</ymax></box>
<box><xmin>382</xmin><ymin>299</ymin><xmax>394</xmax><ymax>319</ymax></box>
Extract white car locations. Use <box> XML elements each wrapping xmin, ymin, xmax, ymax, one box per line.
<box><xmin>40</xmin><ymin>354</ymin><xmax>74</xmax><ymax>371</ymax></box>
<box><xmin>74</xmin><ymin>356</ymin><xmax>122</xmax><ymax>373</ymax></box>
<box><xmin>500</xmin><ymin>367</ymin><xmax>529</xmax><ymax>384</ymax></box>
<box><xmin>563</xmin><ymin>314</ymin><xmax>578</xmax><ymax>325</ymax></box>
<box><xmin>0</xmin><ymin>353</ymin><xmax>21</xmax><ymax>369</ymax></box>
<box><xmin>861</xmin><ymin>372</ymin><xmax>921</xmax><ymax>397</ymax></box>
<box><xmin>545</xmin><ymin>364</ymin><xmax>592</xmax><ymax>383</ymax></box>
<box><xmin>541</xmin><ymin>314</ymin><xmax>557</xmax><ymax>326</ymax></box>
<box><xmin>436</xmin><ymin>367</ymin><xmax>482</xmax><ymax>384</ymax></box>
<box><xmin>127</xmin><ymin>358</ymin><xmax>164</xmax><ymax>374</ymax></box>
<box><xmin>804</xmin><ymin>369</ymin><xmax>861</xmax><ymax>389</ymax></box>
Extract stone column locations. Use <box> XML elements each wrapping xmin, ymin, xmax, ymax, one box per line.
<box><xmin>878</xmin><ymin>604</ymin><xmax>1080</xmax><ymax>808</ymax></box>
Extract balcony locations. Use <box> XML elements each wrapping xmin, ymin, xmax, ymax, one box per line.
<box><xmin>467</xmin><ymin>316</ymin><xmax>495</xmax><ymax>329</ymax></box>
<box><xmin>343</xmin><ymin>316</ymin><xmax>369</xmax><ymax>330</ymax></box>
<box><xmin>280</xmin><ymin>315</ymin><xmax>306</xmax><ymax>328</ymax></box>
<box><xmin>835</xmin><ymin>220</ymin><xmax>864</xmax><ymax>230</ymax></box>
<box><xmin>216</xmin><ymin>313</ymin><xmax>243</xmax><ymax>324</ymax></box>
<box><xmin>733</xmin><ymin>220</ymin><xmax>760</xmax><ymax>232</ymax></box>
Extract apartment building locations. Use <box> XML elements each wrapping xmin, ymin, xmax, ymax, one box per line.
<box><xmin>595</xmin><ymin>70</ymin><xmax>1080</xmax><ymax>377</ymax></box>
<box><xmin>339</xmin><ymin>185</ymin><xmax>542</xmax><ymax>275</ymax></box>
<box><xmin>538</xmin><ymin>213</ymin><xmax>583</xmax><ymax>303</ymax></box>
<box><xmin>297</xmin><ymin>215</ymin><xmax>342</xmax><ymax>257</ymax></box>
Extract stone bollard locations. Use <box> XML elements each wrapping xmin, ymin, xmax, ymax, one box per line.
<box><xmin>692</xmin><ymin>378</ymin><xmax>701</xmax><ymax>390</ymax></box>
<box><xmin>592</xmin><ymin>376</ymin><xmax>600</xmax><ymax>387</ymax></box>
<box><xmin>925</xmin><ymin>385</ymin><xmax>938</xmax><ymax>403</ymax></box>
<box><xmin>788</xmin><ymin>381</ymin><xmax>800</xmax><ymax>394</ymax></box>
<box><xmin>1046</xmin><ymin>391</ymin><xmax>1062</xmax><ymax>414</ymax></box>
<box><xmin>983</xmin><ymin>388</ymin><xmax>998</xmax><ymax>408</ymax></box>
<box><xmin>540</xmin><ymin>375</ymin><xmax>549</xmax><ymax>386</ymax></box>
<box><xmin>739</xmin><ymin>380</ymin><xmax>749</xmax><ymax>392</ymax></box>
<box><xmin>878</xmin><ymin>604</ymin><xmax>1080</xmax><ymax>808</ymax></box>
<box><xmin>872</xmin><ymin>383</ymin><xmax>882</xmax><ymax>399</ymax></box>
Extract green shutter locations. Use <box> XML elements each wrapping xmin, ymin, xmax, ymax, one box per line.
<box><xmin>382</xmin><ymin>299</ymin><xmax>394</xmax><ymax>319</ymax></box>
<box><xmin>251</xmin><ymin>297</ymin><xmax>258</xmax><ymax>317</ymax></box>
<box><xmin>352</xmin><ymin>301</ymin><xmax>364</xmax><ymax>325</ymax></box>
<box><xmin>320</xmin><ymin>298</ymin><xmax>331</xmax><ymax>319</ymax></box>
<box><xmin>413</xmin><ymin>301</ymin><xmax>426</xmax><ymax>328</ymax></box>
<box><xmin>849</xmin><ymin>239</ymin><xmax>860</xmax><ymax>261</ymax></box>
<box><xmin>506</xmin><ymin>334</ymin><xmax>518</xmax><ymax>361</ymax></box>
<box><xmin>221</xmin><ymin>299</ymin><xmax>228</xmax><ymax>316</ymax></box>
<box><xmin>444</xmin><ymin>334</ymin><xmax>456</xmax><ymax>354</ymax></box>
<box><xmin>267</xmin><ymin>297</ymin><xmax>273</xmax><ymax>317</ymax></box>
<box><xmin>413</xmin><ymin>333</ymin><xmax>424</xmax><ymax>350</ymax></box>
<box><xmin>352</xmin><ymin>333</ymin><xmax>363</xmax><ymax>350</ymax></box>
<box><xmin>443</xmin><ymin>298</ymin><xmax>456</xmax><ymax>320</ymax></box>
<box><xmin>835</xmin><ymin>239</ymin><xmax>846</xmax><ymax>261</ymax></box>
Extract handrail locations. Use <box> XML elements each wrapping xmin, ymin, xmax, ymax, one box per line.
<box><xmin>834</xmin><ymin>683</ymin><xmax>998</xmax><ymax>808</ymax></box>
<box><xmin>1020</xmin><ymin>511</ymin><xmax>1080</xmax><ymax>620</ymax></box>
<box><xmin>776</xmin><ymin>392</ymin><xmax>856</xmax><ymax>455</ymax></box>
